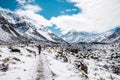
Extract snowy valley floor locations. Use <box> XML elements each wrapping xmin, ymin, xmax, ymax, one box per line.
<box><xmin>0</xmin><ymin>45</ymin><xmax>119</xmax><ymax>80</ymax></box>
<box><xmin>0</xmin><ymin>46</ymin><xmax>83</xmax><ymax>80</ymax></box>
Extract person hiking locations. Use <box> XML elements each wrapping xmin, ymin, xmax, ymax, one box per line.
<box><xmin>37</xmin><ymin>45</ymin><xmax>41</xmax><ymax>55</ymax></box>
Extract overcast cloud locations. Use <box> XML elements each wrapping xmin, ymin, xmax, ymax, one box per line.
<box><xmin>50</xmin><ymin>0</ymin><xmax>120</xmax><ymax>34</ymax></box>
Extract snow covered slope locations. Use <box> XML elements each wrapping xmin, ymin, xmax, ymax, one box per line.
<box><xmin>0</xmin><ymin>8</ymin><xmax>66</xmax><ymax>44</ymax></box>
<box><xmin>61</xmin><ymin>30</ymin><xmax>114</xmax><ymax>43</ymax></box>
<box><xmin>94</xmin><ymin>31</ymin><xmax>113</xmax><ymax>42</ymax></box>
<box><xmin>61</xmin><ymin>30</ymin><xmax>97</xmax><ymax>43</ymax></box>
<box><xmin>0</xmin><ymin>14</ymin><xmax>22</xmax><ymax>43</ymax></box>
<box><xmin>102</xmin><ymin>27</ymin><xmax>120</xmax><ymax>43</ymax></box>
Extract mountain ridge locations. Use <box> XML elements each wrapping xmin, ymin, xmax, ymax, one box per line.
<box><xmin>0</xmin><ymin>8</ymin><xmax>67</xmax><ymax>45</ymax></box>
<box><xmin>0</xmin><ymin>7</ymin><xmax>120</xmax><ymax>45</ymax></box>
<box><xmin>61</xmin><ymin>27</ymin><xmax>120</xmax><ymax>43</ymax></box>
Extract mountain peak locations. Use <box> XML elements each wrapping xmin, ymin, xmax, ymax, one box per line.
<box><xmin>0</xmin><ymin>8</ymin><xmax>67</xmax><ymax>45</ymax></box>
<box><xmin>61</xmin><ymin>30</ymin><xmax>98</xmax><ymax>43</ymax></box>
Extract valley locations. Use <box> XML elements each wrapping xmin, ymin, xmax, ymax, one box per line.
<box><xmin>0</xmin><ymin>7</ymin><xmax>119</xmax><ymax>80</ymax></box>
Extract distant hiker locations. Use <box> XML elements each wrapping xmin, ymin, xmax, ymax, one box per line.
<box><xmin>37</xmin><ymin>45</ymin><xmax>41</xmax><ymax>55</ymax></box>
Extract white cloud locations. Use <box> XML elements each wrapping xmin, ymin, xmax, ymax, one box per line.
<box><xmin>16</xmin><ymin>4</ymin><xmax>51</xmax><ymax>27</ymax></box>
<box><xmin>16</xmin><ymin>0</ymin><xmax>26</xmax><ymax>5</ymax></box>
<box><xmin>23</xmin><ymin>4</ymin><xmax>42</xmax><ymax>13</ymax></box>
<box><xmin>16</xmin><ymin>0</ymin><xmax>35</xmax><ymax>5</ymax></box>
<box><xmin>27</xmin><ymin>0</ymin><xmax>34</xmax><ymax>3</ymax></box>
<box><xmin>51</xmin><ymin>0</ymin><xmax>120</xmax><ymax>34</ymax></box>
<box><xmin>65</xmin><ymin>9</ymin><xmax>77</xmax><ymax>12</ymax></box>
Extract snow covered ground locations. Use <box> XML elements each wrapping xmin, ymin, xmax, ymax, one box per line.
<box><xmin>41</xmin><ymin>46</ymin><xmax>120</xmax><ymax>80</ymax></box>
<box><xmin>0</xmin><ymin>45</ymin><xmax>119</xmax><ymax>80</ymax></box>
<box><xmin>0</xmin><ymin>46</ymin><xmax>39</xmax><ymax>80</ymax></box>
<box><xmin>42</xmin><ymin>48</ymin><xmax>83</xmax><ymax>80</ymax></box>
<box><xmin>0</xmin><ymin>45</ymin><xmax>87</xmax><ymax>80</ymax></box>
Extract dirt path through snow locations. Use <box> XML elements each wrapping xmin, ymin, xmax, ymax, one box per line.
<box><xmin>36</xmin><ymin>53</ymin><xmax>52</xmax><ymax>80</ymax></box>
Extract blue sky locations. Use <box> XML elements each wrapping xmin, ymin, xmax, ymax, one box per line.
<box><xmin>0</xmin><ymin>0</ymin><xmax>120</xmax><ymax>35</ymax></box>
<box><xmin>0</xmin><ymin>0</ymin><xmax>80</xmax><ymax>35</ymax></box>
<box><xmin>35</xmin><ymin>0</ymin><xmax>80</xmax><ymax>19</ymax></box>
<box><xmin>0</xmin><ymin>0</ymin><xmax>18</xmax><ymax>10</ymax></box>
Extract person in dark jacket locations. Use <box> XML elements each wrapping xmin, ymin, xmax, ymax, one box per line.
<box><xmin>37</xmin><ymin>45</ymin><xmax>41</xmax><ymax>55</ymax></box>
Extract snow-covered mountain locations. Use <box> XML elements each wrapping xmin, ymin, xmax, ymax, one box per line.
<box><xmin>102</xmin><ymin>27</ymin><xmax>120</xmax><ymax>43</ymax></box>
<box><xmin>94</xmin><ymin>31</ymin><xmax>113</xmax><ymax>42</ymax></box>
<box><xmin>0</xmin><ymin>8</ymin><xmax>67</xmax><ymax>44</ymax></box>
<box><xmin>62</xmin><ymin>27</ymin><xmax>120</xmax><ymax>43</ymax></box>
<box><xmin>61</xmin><ymin>30</ymin><xmax>98</xmax><ymax>43</ymax></box>
<box><xmin>0</xmin><ymin>7</ymin><xmax>120</xmax><ymax>45</ymax></box>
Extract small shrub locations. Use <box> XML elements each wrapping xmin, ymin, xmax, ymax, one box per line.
<box><xmin>3</xmin><ymin>57</ymin><xmax>10</xmax><ymax>63</ymax></box>
<box><xmin>0</xmin><ymin>63</ymin><xmax>9</xmax><ymax>72</ymax></box>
